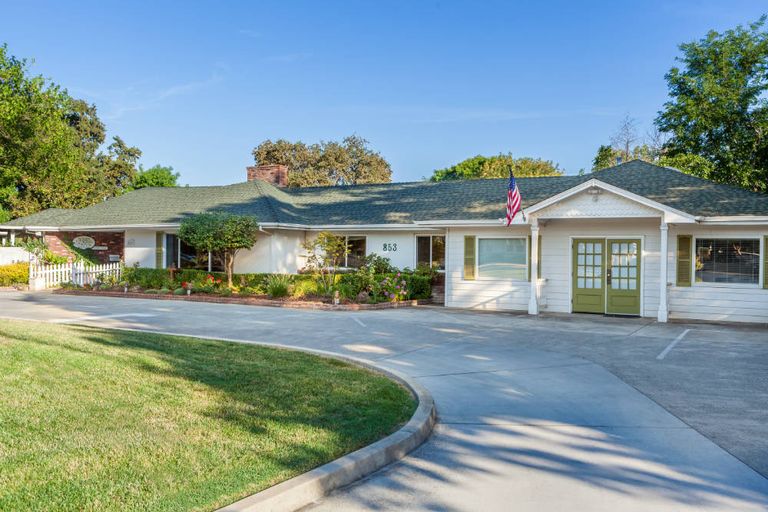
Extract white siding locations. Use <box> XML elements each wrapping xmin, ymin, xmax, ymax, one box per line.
<box><xmin>365</xmin><ymin>232</ymin><xmax>417</xmax><ymax>269</ymax></box>
<box><xmin>124</xmin><ymin>229</ymin><xmax>157</xmax><ymax>268</ymax></box>
<box><xmin>445</xmin><ymin>219</ymin><xmax>664</xmax><ymax>317</ymax></box>
<box><xmin>235</xmin><ymin>229</ymin><xmax>306</xmax><ymax>274</ymax></box>
<box><xmin>668</xmin><ymin>225</ymin><xmax>768</xmax><ymax>324</ymax></box>
<box><xmin>446</xmin><ymin>227</ymin><xmax>531</xmax><ymax>311</ymax></box>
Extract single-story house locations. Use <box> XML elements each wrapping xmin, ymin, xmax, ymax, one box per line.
<box><xmin>3</xmin><ymin>160</ymin><xmax>768</xmax><ymax>324</ymax></box>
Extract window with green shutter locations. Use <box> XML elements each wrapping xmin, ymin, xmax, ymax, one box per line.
<box><xmin>676</xmin><ymin>235</ymin><xmax>692</xmax><ymax>287</ymax></box>
<box><xmin>155</xmin><ymin>232</ymin><xmax>164</xmax><ymax>269</ymax></box>
<box><xmin>464</xmin><ymin>236</ymin><xmax>476</xmax><ymax>280</ymax></box>
<box><xmin>764</xmin><ymin>236</ymin><xmax>768</xmax><ymax>289</ymax></box>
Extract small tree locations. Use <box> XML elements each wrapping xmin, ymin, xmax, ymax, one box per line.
<box><xmin>178</xmin><ymin>212</ymin><xmax>259</xmax><ymax>287</ymax></box>
<box><xmin>302</xmin><ymin>231</ymin><xmax>348</xmax><ymax>294</ymax></box>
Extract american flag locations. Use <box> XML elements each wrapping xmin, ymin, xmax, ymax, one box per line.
<box><xmin>504</xmin><ymin>168</ymin><xmax>522</xmax><ymax>225</ymax></box>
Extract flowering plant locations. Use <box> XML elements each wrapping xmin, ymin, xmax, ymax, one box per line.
<box><xmin>378</xmin><ymin>273</ymin><xmax>408</xmax><ymax>302</ymax></box>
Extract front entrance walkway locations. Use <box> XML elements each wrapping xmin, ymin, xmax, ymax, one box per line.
<box><xmin>1</xmin><ymin>292</ymin><xmax>766</xmax><ymax>511</ymax></box>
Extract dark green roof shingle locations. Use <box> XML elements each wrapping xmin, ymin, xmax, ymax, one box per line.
<box><xmin>3</xmin><ymin>160</ymin><xmax>767</xmax><ymax>228</ymax></box>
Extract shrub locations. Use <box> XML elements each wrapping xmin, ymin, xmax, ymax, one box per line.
<box><xmin>0</xmin><ymin>263</ymin><xmax>29</xmax><ymax>286</ymax></box>
<box><xmin>144</xmin><ymin>289</ymin><xmax>161</xmax><ymax>294</ymax></box>
<box><xmin>123</xmin><ymin>267</ymin><xmax>173</xmax><ymax>289</ymax></box>
<box><xmin>361</xmin><ymin>253</ymin><xmax>396</xmax><ymax>274</ymax></box>
<box><xmin>173</xmin><ymin>288</ymin><xmax>186</xmax><ymax>295</ymax></box>
<box><xmin>377</xmin><ymin>274</ymin><xmax>408</xmax><ymax>302</ymax></box>
<box><xmin>292</xmin><ymin>277</ymin><xmax>318</xmax><ymax>298</ymax></box>
<box><xmin>265</xmin><ymin>274</ymin><xmax>291</xmax><ymax>298</ymax></box>
<box><xmin>43</xmin><ymin>250</ymin><xmax>68</xmax><ymax>265</ymax></box>
<box><xmin>160</xmin><ymin>287</ymin><xmax>170</xmax><ymax>294</ymax></box>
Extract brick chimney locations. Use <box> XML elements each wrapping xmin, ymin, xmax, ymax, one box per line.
<box><xmin>246</xmin><ymin>164</ymin><xmax>289</xmax><ymax>187</ymax></box>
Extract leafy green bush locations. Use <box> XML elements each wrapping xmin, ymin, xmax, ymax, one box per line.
<box><xmin>144</xmin><ymin>289</ymin><xmax>161</xmax><ymax>294</ymax></box>
<box><xmin>265</xmin><ymin>274</ymin><xmax>291</xmax><ymax>298</ymax></box>
<box><xmin>0</xmin><ymin>263</ymin><xmax>29</xmax><ymax>286</ymax></box>
<box><xmin>361</xmin><ymin>253</ymin><xmax>396</xmax><ymax>274</ymax></box>
<box><xmin>292</xmin><ymin>277</ymin><xmax>318</xmax><ymax>298</ymax></box>
<box><xmin>173</xmin><ymin>288</ymin><xmax>186</xmax><ymax>295</ymax></box>
<box><xmin>43</xmin><ymin>250</ymin><xmax>68</xmax><ymax>265</ymax></box>
<box><xmin>123</xmin><ymin>267</ymin><xmax>173</xmax><ymax>289</ymax></box>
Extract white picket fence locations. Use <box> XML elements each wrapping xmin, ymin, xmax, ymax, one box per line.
<box><xmin>29</xmin><ymin>261</ymin><xmax>122</xmax><ymax>290</ymax></box>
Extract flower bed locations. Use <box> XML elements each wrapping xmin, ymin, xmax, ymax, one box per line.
<box><xmin>57</xmin><ymin>263</ymin><xmax>436</xmax><ymax>308</ymax></box>
<box><xmin>54</xmin><ymin>288</ymin><xmax>424</xmax><ymax>310</ymax></box>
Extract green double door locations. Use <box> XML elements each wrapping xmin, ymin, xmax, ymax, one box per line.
<box><xmin>572</xmin><ymin>238</ymin><xmax>641</xmax><ymax>316</ymax></box>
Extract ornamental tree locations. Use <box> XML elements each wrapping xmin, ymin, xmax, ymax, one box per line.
<box><xmin>178</xmin><ymin>212</ymin><xmax>259</xmax><ymax>287</ymax></box>
<box><xmin>301</xmin><ymin>231</ymin><xmax>348</xmax><ymax>294</ymax></box>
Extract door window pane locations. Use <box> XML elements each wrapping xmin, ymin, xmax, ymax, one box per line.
<box><xmin>478</xmin><ymin>238</ymin><xmax>527</xmax><ymax>279</ymax></box>
<box><xmin>695</xmin><ymin>239</ymin><xmax>760</xmax><ymax>284</ymax></box>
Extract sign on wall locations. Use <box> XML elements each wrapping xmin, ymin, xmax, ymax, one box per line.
<box><xmin>382</xmin><ymin>242</ymin><xmax>398</xmax><ymax>252</ymax></box>
<box><xmin>72</xmin><ymin>236</ymin><xmax>96</xmax><ymax>249</ymax></box>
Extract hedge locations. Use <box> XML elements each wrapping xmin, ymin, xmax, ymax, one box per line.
<box><xmin>0</xmin><ymin>263</ymin><xmax>29</xmax><ymax>286</ymax></box>
<box><xmin>123</xmin><ymin>267</ymin><xmax>433</xmax><ymax>300</ymax></box>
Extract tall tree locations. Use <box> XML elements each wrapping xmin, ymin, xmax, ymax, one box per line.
<box><xmin>592</xmin><ymin>145</ymin><xmax>615</xmax><ymax>171</ymax></box>
<box><xmin>655</xmin><ymin>16</ymin><xmax>768</xmax><ymax>192</ymax></box>
<box><xmin>609</xmin><ymin>114</ymin><xmax>640</xmax><ymax>162</ymax></box>
<box><xmin>130</xmin><ymin>165</ymin><xmax>180</xmax><ymax>190</ymax></box>
<box><xmin>252</xmin><ymin>135</ymin><xmax>391</xmax><ymax>187</ymax></box>
<box><xmin>430</xmin><ymin>154</ymin><xmax>563</xmax><ymax>182</ymax></box>
<box><xmin>0</xmin><ymin>44</ymin><xmax>141</xmax><ymax>218</ymax></box>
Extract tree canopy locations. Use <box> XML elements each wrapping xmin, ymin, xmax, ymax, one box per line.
<box><xmin>130</xmin><ymin>165</ymin><xmax>180</xmax><ymax>190</ymax></box>
<box><xmin>252</xmin><ymin>135</ymin><xmax>391</xmax><ymax>187</ymax></box>
<box><xmin>655</xmin><ymin>16</ymin><xmax>768</xmax><ymax>192</ymax></box>
<box><xmin>429</xmin><ymin>154</ymin><xmax>563</xmax><ymax>182</ymax></box>
<box><xmin>0</xmin><ymin>44</ymin><xmax>182</xmax><ymax>220</ymax></box>
<box><xmin>178</xmin><ymin>212</ymin><xmax>259</xmax><ymax>287</ymax></box>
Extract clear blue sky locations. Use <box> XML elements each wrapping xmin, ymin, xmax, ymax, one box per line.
<box><xmin>2</xmin><ymin>1</ymin><xmax>765</xmax><ymax>185</ymax></box>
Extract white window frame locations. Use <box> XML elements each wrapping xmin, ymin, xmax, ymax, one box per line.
<box><xmin>691</xmin><ymin>236</ymin><xmax>761</xmax><ymax>289</ymax></box>
<box><xmin>415</xmin><ymin>234</ymin><xmax>446</xmax><ymax>272</ymax></box>
<box><xmin>476</xmin><ymin>236</ymin><xmax>529</xmax><ymax>281</ymax></box>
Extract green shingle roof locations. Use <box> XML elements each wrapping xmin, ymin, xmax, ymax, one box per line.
<box><xmin>4</xmin><ymin>160</ymin><xmax>768</xmax><ymax>228</ymax></box>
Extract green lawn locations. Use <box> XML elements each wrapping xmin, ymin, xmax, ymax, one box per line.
<box><xmin>0</xmin><ymin>319</ymin><xmax>415</xmax><ymax>511</ymax></box>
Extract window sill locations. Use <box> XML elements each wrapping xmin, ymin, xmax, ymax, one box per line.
<box><xmin>692</xmin><ymin>282</ymin><xmax>760</xmax><ymax>289</ymax></box>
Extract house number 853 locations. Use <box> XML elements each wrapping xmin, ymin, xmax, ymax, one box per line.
<box><xmin>382</xmin><ymin>243</ymin><xmax>397</xmax><ymax>252</ymax></box>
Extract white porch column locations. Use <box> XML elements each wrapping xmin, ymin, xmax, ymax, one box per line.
<box><xmin>528</xmin><ymin>220</ymin><xmax>540</xmax><ymax>315</ymax></box>
<box><xmin>10</xmin><ymin>231</ymin><xmax>15</xmax><ymax>246</ymax></box>
<box><xmin>658</xmin><ymin>220</ymin><xmax>669</xmax><ymax>323</ymax></box>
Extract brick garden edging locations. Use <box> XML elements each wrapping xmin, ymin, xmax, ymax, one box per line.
<box><xmin>53</xmin><ymin>289</ymin><xmax>424</xmax><ymax>311</ymax></box>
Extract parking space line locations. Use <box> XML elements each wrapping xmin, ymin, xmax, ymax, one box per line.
<box><xmin>656</xmin><ymin>329</ymin><xmax>691</xmax><ymax>360</ymax></box>
<box><xmin>352</xmin><ymin>317</ymin><xmax>367</xmax><ymax>328</ymax></box>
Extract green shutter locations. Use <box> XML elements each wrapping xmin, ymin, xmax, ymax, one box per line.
<box><xmin>528</xmin><ymin>235</ymin><xmax>542</xmax><ymax>281</ymax></box>
<box><xmin>676</xmin><ymin>235</ymin><xmax>692</xmax><ymax>287</ymax></box>
<box><xmin>155</xmin><ymin>232</ymin><xmax>164</xmax><ymax>269</ymax></box>
<box><xmin>764</xmin><ymin>236</ymin><xmax>768</xmax><ymax>289</ymax></box>
<box><xmin>464</xmin><ymin>236</ymin><xmax>476</xmax><ymax>280</ymax></box>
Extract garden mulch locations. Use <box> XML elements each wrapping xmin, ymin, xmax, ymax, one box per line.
<box><xmin>53</xmin><ymin>289</ymin><xmax>425</xmax><ymax>311</ymax></box>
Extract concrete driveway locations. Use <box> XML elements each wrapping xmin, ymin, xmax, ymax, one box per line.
<box><xmin>1</xmin><ymin>291</ymin><xmax>767</xmax><ymax>511</ymax></box>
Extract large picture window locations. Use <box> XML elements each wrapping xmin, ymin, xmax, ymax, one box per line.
<box><xmin>478</xmin><ymin>238</ymin><xmax>527</xmax><ymax>279</ymax></box>
<box><xmin>416</xmin><ymin>235</ymin><xmax>445</xmax><ymax>271</ymax></box>
<box><xmin>695</xmin><ymin>238</ymin><xmax>760</xmax><ymax>285</ymax></box>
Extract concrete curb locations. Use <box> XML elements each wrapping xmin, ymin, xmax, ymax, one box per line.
<box><xmin>15</xmin><ymin>319</ymin><xmax>437</xmax><ymax>512</ymax></box>
<box><xmin>215</xmin><ymin>351</ymin><xmax>436</xmax><ymax>512</ymax></box>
